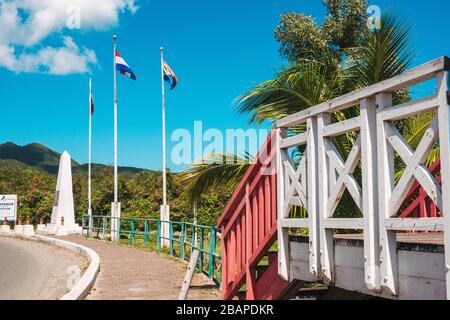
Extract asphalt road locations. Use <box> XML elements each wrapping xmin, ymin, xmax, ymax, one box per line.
<box><xmin>0</xmin><ymin>237</ymin><xmax>86</xmax><ymax>300</ymax></box>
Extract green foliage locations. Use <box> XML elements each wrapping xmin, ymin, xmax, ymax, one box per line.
<box><xmin>0</xmin><ymin>157</ymin><xmax>230</xmax><ymax>226</ymax></box>
<box><xmin>178</xmin><ymin>153</ymin><xmax>251</xmax><ymax>206</ymax></box>
<box><xmin>275</xmin><ymin>0</ymin><xmax>368</xmax><ymax>62</ymax></box>
<box><xmin>347</xmin><ymin>13</ymin><xmax>414</xmax><ymax>88</ymax></box>
<box><xmin>0</xmin><ymin>160</ymin><xmax>55</xmax><ymax>224</ymax></box>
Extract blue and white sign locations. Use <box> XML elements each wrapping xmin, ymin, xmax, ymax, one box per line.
<box><xmin>0</xmin><ymin>195</ymin><xmax>17</xmax><ymax>222</ymax></box>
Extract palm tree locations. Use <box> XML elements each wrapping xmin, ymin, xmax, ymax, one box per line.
<box><xmin>179</xmin><ymin>13</ymin><xmax>435</xmax><ymax>216</ymax></box>
<box><xmin>178</xmin><ymin>153</ymin><xmax>252</xmax><ymax>206</ymax></box>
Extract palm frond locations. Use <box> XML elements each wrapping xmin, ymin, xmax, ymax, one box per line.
<box><xmin>178</xmin><ymin>153</ymin><xmax>252</xmax><ymax>206</ymax></box>
<box><xmin>348</xmin><ymin>12</ymin><xmax>414</xmax><ymax>88</ymax></box>
<box><xmin>235</xmin><ymin>59</ymin><xmax>343</xmax><ymax>124</ymax></box>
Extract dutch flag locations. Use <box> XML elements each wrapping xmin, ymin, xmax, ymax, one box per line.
<box><xmin>115</xmin><ymin>51</ymin><xmax>136</xmax><ymax>80</ymax></box>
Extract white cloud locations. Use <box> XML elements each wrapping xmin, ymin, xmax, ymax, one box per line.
<box><xmin>0</xmin><ymin>37</ymin><xmax>98</xmax><ymax>74</ymax></box>
<box><xmin>0</xmin><ymin>0</ymin><xmax>138</xmax><ymax>75</ymax></box>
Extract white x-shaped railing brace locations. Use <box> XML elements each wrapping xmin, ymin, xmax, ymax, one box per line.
<box><xmin>385</xmin><ymin>116</ymin><xmax>442</xmax><ymax>215</ymax></box>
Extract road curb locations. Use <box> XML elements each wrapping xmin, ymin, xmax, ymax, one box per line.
<box><xmin>0</xmin><ymin>232</ymin><xmax>100</xmax><ymax>300</ymax></box>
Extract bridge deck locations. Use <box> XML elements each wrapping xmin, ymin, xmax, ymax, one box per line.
<box><xmin>289</xmin><ymin>233</ymin><xmax>446</xmax><ymax>300</ymax></box>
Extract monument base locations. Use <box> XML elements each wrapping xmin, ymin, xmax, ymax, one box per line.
<box><xmin>39</xmin><ymin>223</ymin><xmax>82</xmax><ymax>236</ymax></box>
<box><xmin>14</xmin><ymin>225</ymin><xmax>24</xmax><ymax>234</ymax></box>
<box><xmin>0</xmin><ymin>225</ymin><xmax>11</xmax><ymax>233</ymax></box>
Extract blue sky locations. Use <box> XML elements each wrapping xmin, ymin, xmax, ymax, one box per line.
<box><xmin>1</xmin><ymin>0</ymin><xmax>449</xmax><ymax>172</ymax></box>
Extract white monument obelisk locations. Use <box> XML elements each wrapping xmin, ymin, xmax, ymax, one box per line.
<box><xmin>45</xmin><ymin>151</ymin><xmax>81</xmax><ymax>235</ymax></box>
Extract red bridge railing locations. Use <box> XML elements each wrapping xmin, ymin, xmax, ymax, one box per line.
<box><xmin>218</xmin><ymin>129</ymin><xmax>293</xmax><ymax>300</ymax></box>
<box><xmin>400</xmin><ymin>159</ymin><xmax>442</xmax><ymax>219</ymax></box>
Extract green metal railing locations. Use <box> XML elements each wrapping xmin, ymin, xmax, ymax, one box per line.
<box><xmin>81</xmin><ymin>215</ymin><xmax>221</xmax><ymax>284</ymax></box>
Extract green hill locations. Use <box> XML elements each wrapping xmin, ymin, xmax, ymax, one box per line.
<box><xmin>0</xmin><ymin>142</ymin><xmax>148</xmax><ymax>175</ymax></box>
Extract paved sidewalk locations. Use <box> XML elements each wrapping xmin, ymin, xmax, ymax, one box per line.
<box><xmin>57</xmin><ymin>235</ymin><xmax>220</xmax><ymax>300</ymax></box>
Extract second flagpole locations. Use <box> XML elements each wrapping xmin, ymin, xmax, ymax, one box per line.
<box><xmin>112</xmin><ymin>34</ymin><xmax>120</xmax><ymax>241</ymax></box>
<box><xmin>160</xmin><ymin>47</ymin><xmax>169</xmax><ymax>248</ymax></box>
<box><xmin>88</xmin><ymin>78</ymin><xmax>93</xmax><ymax>234</ymax></box>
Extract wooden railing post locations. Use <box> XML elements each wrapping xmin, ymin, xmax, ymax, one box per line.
<box><xmin>276</xmin><ymin>127</ymin><xmax>289</xmax><ymax>280</ymax></box>
<box><xmin>245</xmin><ymin>183</ymin><xmax>253</xmax><ymax>264</ymax></box>
<box><xmin>317</xmin><ymin>113</ymin><xmax>333</xmax><ymax>283</ymax></box>
<box><xmin>307</xmin><ymin>116</ymin><xmax>321</xmax><ymax>278</ymax></box>
<box><xmin>376</xmin><ymin>92</ymin><xmax>398</xmax><ymax>295</ymax></box>
<box><xmin>360</xmin><ymin>97</ymin><xmax>381</xmax><ymax>291</ymax></box>
<box><xmin>437</xmin><ymin>70</ymin><xmax>450</xmax><ymax>299</ymax></box>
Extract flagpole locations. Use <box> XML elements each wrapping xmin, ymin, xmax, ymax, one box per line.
<box><xmin>114</xmin><ymin>35</ymin><xmax>118</xmax><ymax>205</ymax></box>
<box><xmin>160</xmin><ymin>47</ymin><xmax>169</xmax><ymax>248</ymax></box>
<box><xmin>113</xmin><ymin>34</ymin><xmax>119</xmax><ymax>241</ymax></box>
<box><xmin>160</xmin><ymin>47</ymin><xmax>167</xmax><ymax>207</ymax></box>
<box><xmin>88</xmin><ymin>78</ymin><xmax>93</xmax><ymax>233</ymax></box>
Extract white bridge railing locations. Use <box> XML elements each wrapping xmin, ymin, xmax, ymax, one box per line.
<box><xmin>275</xmin><ymin>56</ymin><xmax>450</xmax><ymax>298</ymax></box>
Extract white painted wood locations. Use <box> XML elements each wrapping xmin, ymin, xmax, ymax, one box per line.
<box><xmin>282</xmin><ymin>157</ymin><xmax>307</xmax><ymax>216</ymax></box>
<box><xmin>360</xmin><ymin>97</ymin><xmax>381</xmax><ymax>291</ymax></box>
<box><xmin>325</xmin><ymin>137</ymin><xmax>362</xmax><ymax>214</ymax></box>
<box><xmin>384</xmin><ymin>218</ymin><xmax>444</xmax><ymax>231</ymax></box>
<box><xmin>322</xmin><ymin>116</ymin><xmax>361</xmax><ymax>137</ymax></box>
<box><xmin>437</xmin><ymin>71</ymin><xmax>450</xmax><ymax>299</ymax></box>
<box><xmin>290</xmin><ymin>242</ymin><xmax>318</xmax><ymax>282</ymax></box>
<box><xmin>290</xmin><ymin>241</ymin><xmax>446</xmax><ymax>300</ymax></box>
<box><xmin>280</xmin><ymin>218</ymin><xmax>309</xmax><ymax>228</ymax></box>
<box><xmin>398</xmin><ymin>250</ymin><xmax>445</xmax><ymax>280</ymax></box>
<box><xmin>274</xmin><ymin>57</ymin><xmax>450</xmax><ymax>298</ymax></box>
<box><xmin>276</xmin><ymin>128</ymin><xmax>290</xmax><ymax>281</ymax></box>
<box><xmin>306</xmin><ymin>117</ymin><xmax>320</xmax><ymax>277</ymax></box>
<box><xmin>317</xmin><ymin>113</ymin><xmax>334</xmax><ymax>283</ymax></box>
<box><xmin>276</xmin><ymin>57</ymin><xmax>447</xmax><ymax>128</ymax></box>
<box><xmin>287</xmin><ymin>197</ymin><xmax>303</xmax><ymax>207</ymax></box>
<box><xmin>382</xmin><ymin>94</ymin><xmax>439</xmax><ymax>121</ymax></box>
<box><xmin>376</xmin><ymin>92</ymin><xmax>398</xmax><ymax>295</ymax></box>
<box><xmin>280</xmin><ymin>132</ymin><xmax>308</xmax><ymax>149</ymax></box>
<box><xmin>178</xmin><ymin>248</ymin><xmax>201</xmax><ymax>300</ymax></box>
<box><xmin>322</xmin><ymin>218</ymin><xmax>364</xmax><ymax>229</ymax></box>
<box><xmin>386</xmin><ymin>117</ymin><xmax>440</xmax><ymax>215</ymax></box>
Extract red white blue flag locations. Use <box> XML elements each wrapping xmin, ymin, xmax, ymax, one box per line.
<box><xmin>115</xmin><ymin>51</ymin><xmax>136</xmax><ymax>80</ymax></box>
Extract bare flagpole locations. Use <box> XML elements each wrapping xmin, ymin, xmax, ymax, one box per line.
<box><xmin>113</xmin><ymin>35</ymin><xmax>118</xmax><ymax>206</ymax></box>
<box><xmin>88</xmin><ymin>78</ymin><xmax>93</xmax><ymax>234</ymax></box>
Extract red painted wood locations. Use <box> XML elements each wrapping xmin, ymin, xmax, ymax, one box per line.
<box><xmin>400</xmin><ymin>159</ymin><xmax>442</xmax><ymax>220</ymax></box>
<box><xmin>218</xmin><ymin>129</ymin><xmax>292</xmax><ymax>300</ymax></box>
<box><xmin>255</xmin><ymin>254</ymin><xmax>290</xmax><ymax>300</ymax></box>
<box><xmin>245</xmin><ymin>267</ymin><xmax>257</xmax><ymax>300</ymax></box>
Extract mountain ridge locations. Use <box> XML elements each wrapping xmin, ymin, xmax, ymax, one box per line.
<box><xmin>0</xmin><ymin>141</ymin><xmax>149</xmax><ymax>175</ymax></box>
